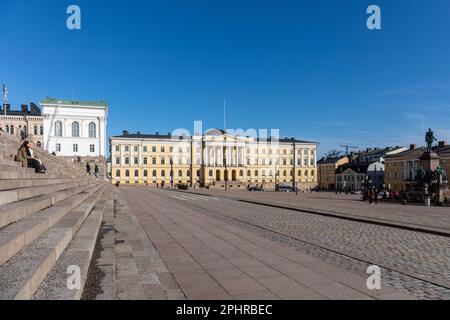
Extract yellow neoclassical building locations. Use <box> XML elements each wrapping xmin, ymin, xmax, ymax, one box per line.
<box><xmin>110</xmin><ymin>129</ymin><xmax>318</xmax><ymax>190</ymax></box>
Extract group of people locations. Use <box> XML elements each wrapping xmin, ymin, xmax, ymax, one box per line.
<box><xmin>16</xmin><ymin>141</ymin><xmax>47</xmax><ymax>174</ymax></box>
<box><xmin>86</xmin><ymin>162</ymin><xmax>99</xmax><ymax>178</ymax></box>
<box><xmin>364</xmin><ymin>188</ymin><xmax>380</xmax><ymax>205</ymax></box>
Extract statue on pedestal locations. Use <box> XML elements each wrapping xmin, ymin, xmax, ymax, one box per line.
<box><xmin>425</xmin><ymin>128</ymin><xmax>437</xmax><ymax>153</ymax></box>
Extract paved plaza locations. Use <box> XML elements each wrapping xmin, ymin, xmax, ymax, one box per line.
<box><xmin>81</xmin><ymin>186</ymin><xmax>450</xmax><ymax>300</ymax></box>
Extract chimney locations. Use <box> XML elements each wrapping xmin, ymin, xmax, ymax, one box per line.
<box><xmin>137</xmin><ymin>131</ymin><xmax>141</xmax><ymax>135</ymax></box>
<box><xmin>438</xmin><ymin>141</ymin><xmax>447</xmax><ymax>148</ymax></box>
<box><xmin>122</xmin><ymin>130</ymin><xmax>129</xmax><ymax>136</ymax></box>
<box><xmin>156</xmin><ymin>132</ymin><xmax>159</xmax><ymax>135</ymax></box>
<box><xmin>410</xmin><ymin>144</ymin><xmax>416</xmax><ymax>150</ymax></box>
<box><xmin>21</xmin><ymin>104</ymin><xmax>28</xmax><ymax>113</ymax></box>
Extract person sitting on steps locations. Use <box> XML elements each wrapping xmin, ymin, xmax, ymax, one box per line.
<box><xmin>16</xmin><ymin>141</ymin><xmax>47</xmax><ymax>174</ymax></box>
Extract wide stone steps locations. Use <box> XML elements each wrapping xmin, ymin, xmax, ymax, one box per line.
<box><xmin>0</xmin><ymin>184</ymin><xmax>107</xmax><ymax>300</ymax></box>
<box><xmin>0</xmin><ymin>137</ymin><xmax>88</xmax><ymax>178</ymax></box>
<box><xmin>0</xmin><ymin>171</ymin><xmax>59</xmax><ymax>180</ymax></box>
<box><xmin>0</xmin><ymin>178</ymin><xmax>83</xmax><ymax>192</ymax></box>
<box><xmin>0</xmin><ymin>159</ymin><xmax>21</xmax><ymax>167</ymax></box>
<box><xmin>0</xmin><ymin>180</ymin><xmax>89</xmax><ymax>206</ymax></box>
<box><xmin>0</xmin><ymin>183</ymin><xmax>102</xmax><ymax>266</ymax></box>
<box><xmin>33</xmin><ymin>188</ymin><xmax>113</xmax><ymax>300</ymax></box>
<box><xmin>0</xmin><ymin>164</ymin><xmax>36</xmax><ymax>175</ymax></box>
<box><xmin>0</xmin><ymin>182</ymin><xmax>93</xmax><ymax>229</ymax></box>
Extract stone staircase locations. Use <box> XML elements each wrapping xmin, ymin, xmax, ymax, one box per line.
<box><xmin>0</xmin><ymin>130</ymin><xmax>113</xmax><ymax>300</ymax></box>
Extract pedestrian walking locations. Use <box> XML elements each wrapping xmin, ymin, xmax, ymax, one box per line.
<box><xmin>86</xmin><ymin>162</ymin><xmax>91</xmax><ymax>175</ymax></box>
<box><xmin>94</xmin><ymin>164</ymin><xmax>99</xmax><ymax>178</ymax></box>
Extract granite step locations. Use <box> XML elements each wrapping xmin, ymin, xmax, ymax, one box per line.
<box><xmin>0</xmin><ymin>183</ymin><xmax>103</xmax><ymax>266</ymax></box>
<box><xmin>0</xmin><ymin>178</ymin><xmax>83</xmax><ymax>192</ymax></box>
<box><xmin>0</xmin><ymin>184</ymin><xmax>106</xmax><ymax>300</ymax></box>
<box><xmin>0</xmin><ymin>180</ymin><xmax>88</xmax><ymax>206</ymax></box>
<box><xmin>0</xmin><ymin>182</ymin><xmax>93</xmax><ymax>229</ymax></box>
<box><xmin>33</xmin><ymin>189</ymin><xmax>112</xmax><ymax>300</ymax></box>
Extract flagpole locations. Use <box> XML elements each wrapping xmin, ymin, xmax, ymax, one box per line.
<box><xmin>223</xmin><ymin>98</ymin><xmax>228</xmax><ymax>191</ymax></box>
<box><xmin>2</xmin><ymin>84</ymin><xmax>7</xmax><ymax>133</ymax></box>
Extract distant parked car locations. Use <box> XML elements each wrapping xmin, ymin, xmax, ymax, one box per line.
<box><xmin>276</xmin><ymin>185</ymin><xmax>293</xmax><ymax>192</ymax></box>
<box><xmin>350</xmin><ymin>190</ymin><xmax>362</xmax><ymax>195</ymax></box>
<box><xmin>248</xmin><ymin>186</ymin><xmax>263</xmax><ymax>191</ymax></box>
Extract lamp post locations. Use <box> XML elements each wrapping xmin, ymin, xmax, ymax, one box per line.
<box><xmin>2</xmin><ymin>84</ymin><xmax>8</xmax><ymax>133</ymax></box>
<box><xmin>170</xmin><ymin>158</ymin><xmax>174</xmax><ymax>189</ymax></box>
<box><xmin>275</xmin><ymin>161</ymin><xmax>279</xmax><ymax>191</ymax></box>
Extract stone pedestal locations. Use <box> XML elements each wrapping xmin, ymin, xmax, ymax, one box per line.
<box><xmin>419</xmin><ymin>152</ymin><xmax>440</xmax><ymax>172</ymax></box>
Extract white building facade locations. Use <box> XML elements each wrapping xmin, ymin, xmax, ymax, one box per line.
<box><xmin>41</xmin><ymin>98</ymin><xmax>108</xmax><ymax>157</ymax></box>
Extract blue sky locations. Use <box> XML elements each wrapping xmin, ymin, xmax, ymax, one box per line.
<box><xmin>1</xmin><ymin>0</ymin><xmax>450</xmax><ymax>157</ymax></box>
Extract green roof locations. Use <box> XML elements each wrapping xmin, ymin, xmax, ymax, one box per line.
<box><xmin>40</xmin><ymin>97</ymin><xmax>108</xmax><ymax>107</ymax></box>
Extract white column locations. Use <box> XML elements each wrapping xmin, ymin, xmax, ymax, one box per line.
<box><xmin>213</xmin><ymin>146</ymin><xmax>216</xmax><ymax>166</ymax></box>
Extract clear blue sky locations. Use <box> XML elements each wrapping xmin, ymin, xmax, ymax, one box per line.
<box><xmin>1</xmin><ymin>0</ymin><xmax>450</xmax><ymax>157</ymax></box>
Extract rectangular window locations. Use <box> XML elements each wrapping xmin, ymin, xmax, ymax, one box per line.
<box><xmin>125</xmin><ymin>157</ymin><xmax>129</xmax><ymax>165</ymax></box>
<box><xmin>73</xmin><ymin>144</ymin><xmax>78</xmax><ymax>152</ymax></box>
<box><xmin>143</xmin><ymin>157</ymin><xmax>148</xmax><ymax>165</ymax></box>
<box><xmin>143</xmin><ymin>146</ymin><xmax>147</xmax><ymax>152</ymax></box>
<box><xmin>152</xmin><ymin>146</ymin><xmax>157</xmax><ymax>152</ymax></box>
<box><xmin>115</xmin><ymin>145</ymin><xmax>120</xmax><ymax>152</ymax></box>
<box><xmin>90</xmin><ymin>145</ymin><xmax>95</xmax><ymax>153</ymax></box>
<box><xmin>34</xmin><ymin>126</ymin><xmax>38</xmax><ymax>135</ymax></box>
<box><xmin>116</xmin><ymin>157</ymin><xmax>120</xmax><ymax>164</ymax></box>
<box><xmin>134</xmin><ymin>146</ymin><xmax>138</xmax><ymax>152</ymax></box>
<box><xmin>56</xmin><ymin>143</ymin><xmax>61</xmax><ymax>152</ymax></box>
<box><xmin>152</xmin><ymin>158</ymin><xmax>157</xmax><ymax>165</ymax></box>
<box><xmin>161</xmin><ymin>158</ymin><xmax>165</xmax><ymax>165</ymax></box>
<box><xmin>161</xmin><ymin>146</ymin><xmax>165</xmax><ymax>152</ymax></box>
<box><xmin>40</xmin><ymin>126</ymin><xmax>44</xmax><ymax>135</ymax></box>
<box><xmin>134</xmin><ymin>157</ymin><xmax>138</xmax><ymax>165</ymax></box>
<box><xmin>125</xmin><ymin>146</ymin><xmax>129</xmax><ymax>152</ymax></box>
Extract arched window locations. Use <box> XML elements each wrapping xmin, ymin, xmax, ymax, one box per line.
<box><xmin>152</xmin><ymin>170</ymin><xmax>157</xmax><ymax>177</ymax></box>
<box><xmin>116</xmin><ymin>170</ymin><xmax>121</xmax><ymax>177</ymax></box>
<box><xmin>55</xmin><ymin>121</ymin><xmax>62</xmax><ymax>137</ymax></box>
<box><xmin>209</xmin><ymin>170</ymin><xmax>213</xmax><ymax>177</ymax></box>
<box><xmin>283</xmin><ymin>170</ymin><xmax>287</xmax><ymax>176</ymax></box>
<box><xmin>239</xmin><ymin>170</ymin><xmax>243</xmax><ymax>177</ymax></box>
<box><xmin>247</xmin><ymin>170</ymin><xmax>251</xmax><ymax>176</ymax></box>
<box><xmin>178</xmin><ymin>170</ymin><xmax>183</xmax><ymax>177</ymax></box>
<box><xmin>298</xmin><ymin>170</ymin><xmax>302</xmax><ymax>176</ymax></box>
<box><xmin>10</xmin><ymin>126</ymin><xmax>14</xmax><ymax>134</ymax></box>
<box><xmin>311</xmin><ymin>170</ymin><xmax>315</xmax><ymax>176</ymax></box>
<box><xmin>305</xmin><ymin>170</ymin><xmax>309</xmax><ymax>176</ymax></box>
<box><xmin>72</xmin><ymin>121</ymin><xmax>80</xmax><ymax>137</ymax></box>
<box><xmin>144</xmin><ymin>170</ymin><xmax>148</xmax><ymax>177</ymax></box>
<box><xmin>254</xmin><ymin>170</ymin><xmax>259</xmax><ymax>177</ymax></box>
<box><xmin>134</xmin><ymin>170</ymin><xmax>139</xmax><ymax>177</ymax></box>
<box><xmin>187</xmin><ymin>170</ymin><xmax>191</xmax><ymax>177</ymax></box>
<box><xmin>125</xmin><ymin>170</ymin><xmax>130</xmax><ymax>177</ymax></box>
<box><xmin>88</xmin><ymin>122</ymin><xmax>96</xmax><ymax>138</ymax></box>
<box><xmin>161</xmin><ymin>170</ymin><xmax>166</xmax><ymax>177</ymax></box>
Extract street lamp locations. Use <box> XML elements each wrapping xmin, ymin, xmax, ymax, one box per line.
<box><xmin>170</xmin><ymin>158</ymin><xmax>174</xmax><ymax>189</ymax></box>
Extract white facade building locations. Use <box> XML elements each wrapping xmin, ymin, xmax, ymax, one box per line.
<box><xmin>41</xmin><ymin>98</ymin><xmax>108</xmax><ymax>157</ymax></box>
